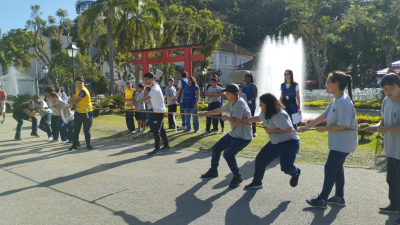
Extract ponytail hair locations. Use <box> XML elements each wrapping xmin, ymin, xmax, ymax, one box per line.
<box><xmin>328</xmin><ymin>71</ymin><xmax>354</xmax><ymax>102</ymax></box>
<box><xmin>245</xmin><ymin>72</ymin><xmax>254</xmax><ymax>83</ymax></box>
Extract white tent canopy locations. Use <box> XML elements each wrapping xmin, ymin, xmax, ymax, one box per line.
<box><xmin>0</xmin><ymin>70</ymin><xmax>36</xmax><ymax>97</ymax></box>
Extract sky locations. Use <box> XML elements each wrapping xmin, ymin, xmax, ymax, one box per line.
<box><xmin>0</xmin><ymin>0</ymin><xmax>78</xmax><ymax>34</ymax></box>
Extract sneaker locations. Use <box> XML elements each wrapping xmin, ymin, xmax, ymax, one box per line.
<box><xmin>14</xmin><ymin>137</ymin><xmax>23</xmax><ymax>141</ymax></box>
<box><xmin>0</xmin><ymin>120</ymin><xmax>2</xmax><ymax>124</ymax></box>
<box><xmin>148</xmin><ymin>149</ymin><xmax>162</xmax><ymax>156</ymax></box>
<box><xmin>194</xmin><ymin>130</ymin><xmax>199</xmax><ymax>133</ymax></box>
<box><xmin>126</xmin><ymin>131</ymin><xmax>132</xmax><ymax>134</ymax></box>
<box><xmin>87</xmin><ymin>145</ymin><xmax>93</xmax><ymax>150</ymax></box>
<box><xmin>67</xmin><ymin>140</ymin><xmax>73</xmax><ymax>143</ymax></box>
<box><xmin>200</xmin><ymin>168</ymin><xmax>218</xmax><ymax>178</ymax></box>
<box><xmin>48</xmin><ymin>137</ymin><xmax>54</xmax><ymax>143</ymax></box>
<box><xmin>202</xmin><ymin>131</ymin><xmax>210</xmax><ymax>135</ymax></box>
<box><xmin>142</xmin><ymin>129</ymin><xmax>146</xmax><ymax>133</ymax></box>
<box><xmin>178</xmin><ymin>126</ymin><xmax>186</xmax><ymax>130</ymax></box>
<box><xmin>213</xmin><ymin>131</ymin><xmax>218</xmax><ymax>135</ymax></box>
<box><xmin>76</xmin><ymin>142</ymin><xmax>81</xmax><ymax>147</ymax></box>
<box><xmin>395</xmin><ymin>217</ymin><xmax>400</xmax><ymax>225</ymax></box>
<box><xmin>68</xmin><ymin>145</ymin><xmax>77</xmax><ymax>151</ymax></box>
<box><xmin>2</xmin><ymin>120</ymin><xmax>5</xmax><ymax>124</ymax></box>
<box><xmin>160</xmin><ymin>146</ymin><xmax>171</xmax><ymax>151</ymax></box>
<box><xmin>290</xmin><ymin>169</ymin><xmax>301</xmax><ymax>187</ymax></box>
<box><xmin>62</xmin><ymin>140</ymin><xmax>69</xmax><ymax>144</ymax></box>
<box><xmin>253</xmin><ymin>133</ymin><xmax>257</xmax><ymax>137</ymax></box>
<box><xmin>30</xmin><ymin>133</ymin><xmax>40</xmax><ymax>137</ymax></box>
<box><xmin>306</xmin><ymin>196</ymin><xmax>327</xmax><ymax>208</ymax></box>
<box><xmin>183</xmin><ymin>130</ymin><xmax>191</xmax><ymax>133</ymax></box>
<box><xmin>379</xmin><ymin>205</ymin><xmax>400</xmax><ymax>214</ymax></box>
<box><xmin>244</xmin><ymin>182</ymin><xmax>263</xmax><ymax>190</ymax></box>
<box><xmin>229</xmin><ymin>174</ymin><xmax>243</xmax><ymax>188</ymax></box>
<box><xmin>327</xmin><ymin>196</ymin><xmax>346</xmax><ymax>207</ymax></box>
<box><xmin>220</xmin><ymin>129</ymin><xmax>225</xmax><ymax>134</ymax></box>
<box><xmin>131</xmin><ymin>130</ymin><xmax>136</xmax><ymax>134</ymax></box>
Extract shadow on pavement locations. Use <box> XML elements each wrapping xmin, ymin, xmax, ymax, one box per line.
<box><xmin>303</xmin><ymin>206</ymin><xmax>343</xmax><ymax>225</ymax></box>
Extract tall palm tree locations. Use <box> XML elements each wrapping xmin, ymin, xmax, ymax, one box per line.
<box><xmin>76</xmin><ymin>0</ymin><xmax>123</xmax><ymax>94</ymax></box>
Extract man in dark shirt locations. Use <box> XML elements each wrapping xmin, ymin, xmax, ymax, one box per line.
<box><xmin>12</xmin><ymin>102</ymin><xmax>40</xmax><ymax>140</ymax></box>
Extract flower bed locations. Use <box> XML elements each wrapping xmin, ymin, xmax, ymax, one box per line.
<box><xmin>298</xmin><ymin>115</ymin><xmax>381</xmax><ymax>127</ymax></box>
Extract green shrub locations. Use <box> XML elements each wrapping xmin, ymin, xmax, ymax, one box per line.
<box><xmin>8</xmin><ymin>94</ymin><xmax>32</xmax><ymax>109</ymax></box>
<box><xmin>358</xmin><ymin>123</ymin><xmax>373</xmax><ymax>140</ymax></box>
<box><xmin>112</xmin><ymin>95</ymin><xmax>125</xmax><ymax>109</ymax></box>
<box><xmin>304</xmin><ymin>100</ymin><xmax>382</xmax><ymax>109</ymax></box>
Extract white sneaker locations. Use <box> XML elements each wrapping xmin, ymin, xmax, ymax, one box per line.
<box><xmin>213</xmin><ymin>131</ymin><xmax>218</xmax><ymax>135</ymax></box>
<box><xmin>48</xmin><ymin>137</ymin><xmax>54</xmax><ymax>143</ymax></box>
<box><xmin>178</xmin><ymin>126</ymin><xmax>186</xmax><ymax>130</ymax></box>
<box><xmin>62</xmin><ymin>140</ymin><xmax>69</xmax><ymax>144</ymax></box>
<box><xmin>1</xmin><ymin>120</ymin><xmax>5</xmax><ymax>124</ymax></box>
<box><xmin>202</xmin><ymin>131</ymin><xmax>210</xmax><ymax>135</ymax></box>
<box><xmin>131</xmin><ymin>130</ymin><xmax>136</xmax><ymax>134</ymax></box>
<box><xmin>220</xmin><ymin>130</ymin><xmax>225</xmax><ymax>134</ymax></box>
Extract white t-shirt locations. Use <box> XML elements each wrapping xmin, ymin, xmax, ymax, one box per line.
<box><xmin>280</xmin><ymin>83</ymin><xmax>299</xmax><ymax>91</ymax></box>
<box><xmin>149</xmin><ymin>83</ymin><xmax>166</xmax><ymax>113</ymax></box>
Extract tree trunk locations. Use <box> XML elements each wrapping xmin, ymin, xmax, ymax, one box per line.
<box><xmin>106</xmin><ymin>15</ymin><xmax>115</xmax><ymax>95</ymax></box>
<box><xmin>134</xmin><ymin>22</ymin><xmax>140</xmax><ymax>87</ymax></box>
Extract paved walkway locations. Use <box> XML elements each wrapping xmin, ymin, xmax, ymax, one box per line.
<box><xmin>0</xmin><ymin>114</ymin><xmax>397</xmax><ymax>224</ymax></box>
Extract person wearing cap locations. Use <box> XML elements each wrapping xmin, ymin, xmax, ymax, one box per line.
<box><xmin>123</xmin><ymin>81</ymin><xmax>136</xmax><ymax>134</ymax></box>
<box><xmin>165</xmin><ymin>77</ymin><xmax>178</xmax><ymax>129</ymax></box>
<box><xmin>32</xmin><ymin>95</ymin><xmax>53</xmax><ymax>142</ymax></box>
<box><xmin>242</xmin><ymin>72</ymin><xmax>258</xmax><ymax>137</ymax></box>
<box><xmin>66</xmin><ymin>77</ymin><xmax>93</xmax><ymax>151</ymax></box>
<box><xmin>12</xmin><ymin>102</ymin><xmax>39</xmax><ymax>140</ymax></box>
<box><xmin>0</xmin><ymin>85</ymin><xmax>7</xmax><ymax>124</ymax></box>
<box><xmin>49</xmin><ymin>92</ymin><xmax>74</xmax><ymax>144</ymax></box>
<box><xmin>197</xmin><ymin>83</ymin><xmax>252</xmax><ymax>188</ymax></box>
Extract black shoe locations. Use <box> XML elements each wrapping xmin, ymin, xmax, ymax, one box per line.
<box><xmin>148</xmin><ymin>149</ymin><xmax>161</xmax><ymax>156</ymax></box>
<box><xmin>87</xmin><ymin>145</ymin><xmax>93</xmax><ymax>150</ymax></box>
<box><xmin>200</xmin><ymin>168</ymin><xmax>218</xmax><ymax>178</ymax></box>
<box><xmin>160</xmin><ymin>146</ymin><xmax>171</xmax><ymax>151</ymax></box>
<box><xmin>306</xmin><ymin>196</ymin><xmax>327</xmax><ymax>208</ymax></box>
<box><xmin>244</xmin><ymin>182</ymin><xmax>263</xmax><ymax>190</ymax></box>
<box><xmin>68</xmin><ymin>145</ymin><xmax>77</xmax><ymax>151</ymax></box>
<box><xmin>14</xmin><ymin>137</ymin><xmax>23</xmax><ymax>141</ymax></box>
<box><xmin>327</xmin><ymin>196</ymin><xmax>346</xmax><ymax>207</ymax></box>
<box><xmin>30</xmin><ymin>133</ymin><xmax>40</xmax><ymax>137</ymax></box>
<box><xmin>77</xmin><ymin>143</ymin><xmax>81</xmax><ymax>147</ymax></box>
<box><xmin>229</xmin><ymin>174</ymin><xmax>243</xmax><ymax>188</ymax></box>
<box><xmin>379</xmin><ymin>205</ymin><xmax>400</xmax><ymax>214</ymax></box>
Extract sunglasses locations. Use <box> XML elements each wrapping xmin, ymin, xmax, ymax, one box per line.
<box><xmin>284</xmin><ymin>73</ymin><xmax>290</xmax><ymax>75</ymax></box>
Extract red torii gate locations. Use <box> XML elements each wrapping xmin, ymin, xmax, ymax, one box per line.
<box><xmin>130</xmin><ymin>44</ymin><xmax>205</xmax><ymax>77</ymax></box>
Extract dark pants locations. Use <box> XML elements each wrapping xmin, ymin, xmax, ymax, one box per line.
<box><xmin>219</xmin><ymin>100</ymin><xmax>224</xmax><ymax>129</ymax></box>
<box><xmin>51</xmin><ymin>115</ymin><xmax>59</xmax><ymax>140</ymax></box>
<box><xmin>57</xmin><ymin>118</ymin><xmax>74</xmax><ymax>141</ymax></box>
<box><xmin>167</xmin><ymin>104</ymin><xmax>177</xmax><ymax>128</ymax></box>
<box><xmin>125</xmin><ymin>111</ymin><xmax>135</xmax><ymax>131</ymax></box>
<box><xmin>73</xmin><ymin>112</ymin><xmax>93</xmax><ymax>146</ymax></box>
<box><xmin>39</xmin><ymin>114</ymin><xmax>52</xmax><ymax>138</ymax></box>
<box><xmin>253</xmin><ymin>139</ymin><xmax>300</xmax><ymax>185</ymax></box>
<box><xmin>211</xmin><ymin>134</ymin><xmax>251</xmax><ymax>175</ymax></box>
<box><xmin>251</xmin><ymin>107</ymin><xmax>256</xmax><ymax>134</ymax></box>
<box><xmin>153</xmin><ymin>113</ymin><xmax>168</xmax><ymax>150</ymax></box>
<box><xmin>319</xmin><ymin>150</ymin><xmax>349</xmax><ymax>200</ymax></box>
<box><xmin>387</xmin><ymin>157</ymin><xmax>400</xmax><ymax>208</ymax></box>
<box><xmin>206</xmin><ymin>102</ymin><xmax>221</xmax><ymax>132</ymax></box>
<box><xmin>13</xmin><ymin>113</ymin><xmax>37</xmax><ymax>138</ymax></box>
<box><xmin>147</xmin><ymin>109</ymin><xmax>154</xmax><ymax>132</ymax></box>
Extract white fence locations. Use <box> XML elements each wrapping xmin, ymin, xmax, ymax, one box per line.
<box><xmin>303</xmin><ymin>88</ymin><xmax>383</xmax><ymax>101</ymax></box>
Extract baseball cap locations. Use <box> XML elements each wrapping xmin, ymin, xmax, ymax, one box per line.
<box><xmin>221</xmin><ymin>83</ymin><xmax>239</xmax><ymax>95</ymax></box>
<box><xmin>32</xmin><ymin>95</ymin><xmax>40</xmax><ymax>101</ymax></box>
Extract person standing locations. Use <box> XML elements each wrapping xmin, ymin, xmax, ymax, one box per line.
<box><xmin>242</xmin><ymin>93</ymin><xmax>301</xmax><ymax>190</ymax></box>
<box><xmin>197</xmin><ymin>83</ymin><xmax>252</xmax><ymax>188</ymax></box>
<box><xmin>280</xmin><ymin>69</ymin><xmax>301</xmax><ymax>129</ymax></box>
<box><xmin>203</xmin><ymin>77</ymin><xmax>224</xmax><ymax>135</ymax></box>
<box><xmin>123</xmin><ymin>81</ymin><xmax>136</xmax><ymax>134</ymax></box>
<box><xmin>239</xmin><ymin>85</ymin><xmax>247</xmax><ymax>101</ymax></box>
<box><xmin>165</xmin><ymin>78</ymin><xmax>178</xmax><ymax>129</ymax></box>
<box><xmin>44</xmin><ymin>86</ymin><xmax>58</xmax><ymax>141</ymax></box>
<box><xmin>365</xmin><ymin>74</ymin><xmax>400</xmax><ymax>222</ymax></box>
<box><xmin>298</xmin><ymin>71</ymin><xmax>358</xmax><ymax>208</ymax></box>
<box><xmin>32</xmin><ymin>95</ymin><xmax>53</xmax><ymax>142</ymax></box>
<box><xmin>242</xmin><ymin>72</ymin><xmax>258</xmax><ymax>137</ymax></box>
<box><xmin>60</xmin><ymin>89</ymin><xmax>68</xmax><ymax>102</ymax></box>
<box><xmin>0</xmin><ymin>85</ymin><xmax>6</xmax><ymax>123</ymax></box>
<box><xmin>174</xmin><ymin>72</ymin><xmax>188</xmax><ymax>130</ymax></box>
<box><xmin>181</xmin><ymin>76</ymin><xmax>200</xmax><ymax>133</ymax></box>
<box><xmin>49</xmin><ymin>92</ymin><xmax>74</xmax><ymax>144</ymax></box>
<box><xmin>12</xmin><ymin>102</ymin><xmax>39</xmax><ymax>140</ymax></box>
<box><xmin>67</xmin><ymin>77</ymin><xmax>93</xmax><ymax>151</ymax></box>
<box><xmin>135</xmin><ymin>84</ymin><xmax>146</xmax><ymax>132</ymax></box>
<box><xmin>132</xmin><ymin>72</ymin><xmax>170</xmax><ymax>155</ymax></box>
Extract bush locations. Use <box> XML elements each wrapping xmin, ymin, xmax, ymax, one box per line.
<box><xmin>357</xmin><ymin>115</ymin><xmax>381</xmax><ymax>124</ymax></box>
<box><xmin>358</xmin><ymin>123</ymin><xmax>373</xmax><ymax>140</ymax></box>
<box><xmin>8</xmin><ymin>94</ymin><xmax>32</xmax><ymax>110</ymax></box>
<box><xmin>304</xmin><ymin>100</ymin><xmax>382</xmax><ymax>109</ymax></box>
<box><xmin>112</xmin><ymin>95</ymin><xmax>125</xmax><ymax>109</ymax></box>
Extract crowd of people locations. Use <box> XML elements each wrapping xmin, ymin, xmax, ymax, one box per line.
<box><xmin>3</xmin><ymin>69</ymin><xmax>400</xmax><ymax>224</ymax></box>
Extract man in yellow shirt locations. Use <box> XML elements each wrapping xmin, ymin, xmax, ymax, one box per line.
<box><xmin>66</xmin><ymin>77</ymin><xmax>93</xmax><ymax>151</ymax></box>
<box><xmin>123</xmin><ymin>81</ymin><xmax>136</xmax><ymax>134</ymax></box>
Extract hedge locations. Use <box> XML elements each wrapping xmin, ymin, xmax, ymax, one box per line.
<box><xmin>304</xmin><ymin>101</ymin><xmax>382</xmax><ymax>109</ymax></box>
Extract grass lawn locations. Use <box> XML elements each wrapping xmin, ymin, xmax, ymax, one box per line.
<box><xmin>92</xmin><ymin>113</ymin><xmax>386</xmax><ymax>168</ymax></box>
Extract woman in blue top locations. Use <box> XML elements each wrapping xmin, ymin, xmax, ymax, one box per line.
<box><xmin>181</xmin><ymin>76</ymin><xmax>200</xmax><ymax>132</ymax></box>
<box><xmin>298</xmin><ymin>71</ymin><xmax>358</xmax><ymax>208</ymax></box>
<box><xmin>242</xmin><ymin>72</ymin><xmax>258</xmax><ymax>137</ymax></box>
<box><xmin>280</xmin><ymin>69</ymin><xmax>301</xmax><ymax>129</ymax></box>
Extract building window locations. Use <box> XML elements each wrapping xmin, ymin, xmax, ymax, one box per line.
<box><xmin>231</xmin><ymin>56</ymin><xmax>234</xmax><ymax>65</ymax></box>
<box><xmin>219</xmin><ymin>54</ymin><xmax>223</xmax><ymax>64</ymax></box>
<box><xmin>224</xmin><ymin>55</ymin><xmax>228</xmax><ymax>64</ymax></box>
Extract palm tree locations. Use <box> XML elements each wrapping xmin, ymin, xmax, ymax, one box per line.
<box><xmin>76</xmin><ymin>0</ymin><xmax>123</xmax><ymax>95</ymax></box>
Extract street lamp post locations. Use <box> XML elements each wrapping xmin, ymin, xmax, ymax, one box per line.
<box><xmin>202</xmin><ymin>68</ymin><xmax>207</xmax><ymax>103</ymax></box>
<box><xmin>42</xmin><ymin>65</ymin><xmax>49</xmax><ymax>86</ymax></box>
<box><xmin>66</xmin><ymin>43</ymin><xmax>79</xmax><ymax>92</ymax></box>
